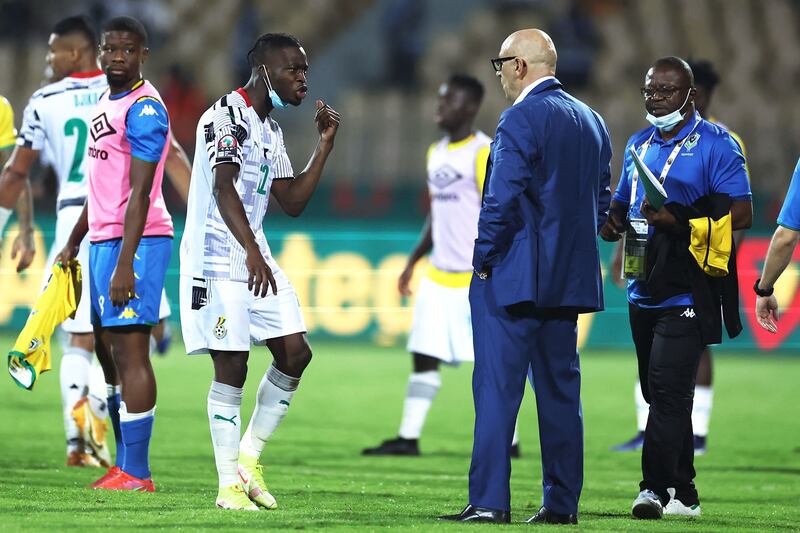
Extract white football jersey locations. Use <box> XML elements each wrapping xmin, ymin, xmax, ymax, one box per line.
<box><xmin>17</xmin><ymin>72</ymin><xmax>108</xmax><ymax>204</ymax></box>
<box><xmin>427</xmin><ymin>131</ymin><xmax>491</xmax><ymax>273</ymax></box>
<box><xmin>180</xmin><ymin>88</ymin><xmax>294</xmax><ymax>281</ymax></box>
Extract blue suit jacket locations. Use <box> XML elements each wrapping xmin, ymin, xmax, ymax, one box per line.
<box><xmin>472</xmin><ymin>78</ymin><xmax>612</xmax><ymax>311</ymax></box>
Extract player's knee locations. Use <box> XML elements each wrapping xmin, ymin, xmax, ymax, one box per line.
<box><xmin>296</xmin><ymin>344</ymin><xmax>313</xmax><ymax>372</ymax></box>
<box><xmin>283</xmin><ymin>344</ymin><xmax>312</xmax><ymax>377</ymax></box>
<box><xmin>212</xmin><ymin>352</ymin><xmax>248</xmax><ymax>388</ymax></box>
<box><xmin>412</xmin><ymin>352</ymin><xmax>439</xmax><ymax>373</ymax></box>
<box><xmin>69</xmin><ymin>332</ymin><xmax>94</xmax><ymax>352</ymax></box>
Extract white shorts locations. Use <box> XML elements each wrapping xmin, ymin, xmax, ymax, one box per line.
<box><xmin>406</xmin><ymin>276</ymin><xmax>473</xmax><ymax>364</ymax></box>
<box><xmin>45</xmin><ymin>205</ymin><xmax>171</xmax><ymax>334</ymax></box>
<box><xmin>179</xmin><ymin>266</ymin><xmax>307</xmax><ymax>355</ymax></box>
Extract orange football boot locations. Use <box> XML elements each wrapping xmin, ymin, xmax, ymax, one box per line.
<box><xmin>94</xmin><ymin>469</ymin><xmax>155</xmax><ymax>492</ymax></box>
<box><xmin>90</xmin><ymin>466</ymin><xmax>122</xmax><ymax>488</ymax></box>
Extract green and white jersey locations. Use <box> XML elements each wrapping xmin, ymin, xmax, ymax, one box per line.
<box><xmin>17</xmin><ymin>71</ymin><xmax>107</xmax><ymax>204</ymax></box>
<box><xmin>180</xmin><ymin>88</ymin><xmax>294</xmax><ymax>282</ymax></box>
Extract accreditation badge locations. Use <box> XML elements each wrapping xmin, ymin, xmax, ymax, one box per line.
<box><xmin>623</xmin><ymin>218</ymin><xmax>648</xmax><ymax>280</ymax></box>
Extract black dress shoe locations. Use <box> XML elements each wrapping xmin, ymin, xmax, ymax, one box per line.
<box><xmin>525</xmin><ymin>506</ymin><xmax>577</xmax><ymax>524</ymax></box>
<box><xmin>439</xmin><ymin>504</ymin><xmax>511</xmax><ymax>523</ymax></box>
<box><xmin>362</xmin><ymin>437</ymin><xmax>419</xmax><ymax>456</ymax></box>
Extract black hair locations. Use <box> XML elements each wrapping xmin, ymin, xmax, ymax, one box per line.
<box><xmin>52</xmin><ymin>15</ymin><xmax>98</xmax><ymax>49</ymax></box>
<box><xmin>448</xmin><ymin>74</ymin><xmax>485</xmax><ymax>105</ymax></box>
<box><xmin>102</xmin><ymin>16</ymin><xmax>148</xmax><ymax>46</ymax></box>
<box><xmin>688</xmin><ymin>59</ymin><xmax>720</xmax><ymax>91</ymax></box>
<box><xmin>652</xmin><ymin>56</ymin><xmax>694</xmax><ymax>86</ymax></box>
<box><xmin>247</xmin><ymin>33</ymin><xmax>303</xmax><ymax>67</ymax></box>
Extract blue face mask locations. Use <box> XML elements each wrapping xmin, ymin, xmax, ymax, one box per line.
<box><xmin>261</xmin><ymin>65</ymin><xmax>289</xmax><ymax>109</ymax></box>
<box><xmin>645</xmin><ymin>90</ymin><xmax>691</xmax><ymax>132</ymax></box>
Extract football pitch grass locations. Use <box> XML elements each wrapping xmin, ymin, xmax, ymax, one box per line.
<box><xmin>1</xmin><ymin>335</ymin><xmax>799</xmax><ymax>532</ymax></box>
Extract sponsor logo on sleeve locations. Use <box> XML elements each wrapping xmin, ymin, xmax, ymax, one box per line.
<box><xmin>217</xmin><ymin>134</ymin><xmax>237</xmax><ymax>158</ymax></box>
<box><xmin>138</xmin><ymin>104</ymin><xmax>159</xmax><ymax>117</ymax></box>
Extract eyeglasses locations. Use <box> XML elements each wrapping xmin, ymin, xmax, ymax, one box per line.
<box><xmin>490</xmin><ymin>56</ymin><xmax>517</xmax><ymax>72</ymax></box>
<box><xmin>640</xmin><ymin>86</ymin><xmax>687</xmax><ymax>99</ymax></box>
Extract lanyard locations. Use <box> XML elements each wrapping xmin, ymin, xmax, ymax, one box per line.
<box><xmin>629</xmin><ymin>121</ymin><xmax>701</xmax><ymax>211</ymax></box>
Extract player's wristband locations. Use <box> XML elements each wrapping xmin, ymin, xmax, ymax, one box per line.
<box><xmin>753</xmin><ymin>278</ymin><xmax>774</xmax><ymax>297</ymax></box>
<box><xmin>0</xmin><ymin>206</ymin><xmax>12</xmax><ymax>235</ymax></box>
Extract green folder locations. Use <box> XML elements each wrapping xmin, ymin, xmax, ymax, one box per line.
<box><xmin>629</xmin><ymin>146</ymin><xmax>668</xmax><ymax>210</ymax></box>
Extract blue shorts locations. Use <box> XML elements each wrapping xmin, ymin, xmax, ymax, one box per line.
<box><xmin>89</xmin><ymin>236</ymin><xmax>172</xmax><ymax>327</ymax></box>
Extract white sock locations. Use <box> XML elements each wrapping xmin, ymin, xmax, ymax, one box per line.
<box><xmin>60</xmin><ymin>347</ymin><xmax>92</xmax><ymax>453</ymax></box>
<box><xmin>208</xmin><ymin>381</ymin><xmax>244</xmax><ymax>487</ymax></box>
<box><xmin>512</xmin><ymin>421</ymin><xmax>520</xmax><ymax>446</ymax></box>
<box><xmin>692</xmin><ymin>385</ymin><xmax>713</xmax><ymax>437</ymax></box>
<box><xmin>86</xmin><ymin>393</ymin><xmax>107</xmax><ymax>419</ymax></box>
<box><xmin>635</xmin><ymin>380</ymin><xmax>649</xmax><ymax>432</ymax></box>
<box><xmin>107</xmin><ymin>383</ymin><xmax>122</xmax><ymax>397</ymax></box>
<box><xmin>119</xmin><ymin>401</ymin><xmax>156</xmax><ymax>421</ymax></box>
<box><xmin>89</xmin><ymin>362</ymin><xmax>107</xmax><ymax>400</ymax></box>
<box><xmin>240</xmin><ymin>365</ymin><xmax>300</xmax><ymax>459</ymax></box>
<box><xmin>398</xmin><ymin>370</ymin><xmax>441</xmax><ymax>440</ymax></box>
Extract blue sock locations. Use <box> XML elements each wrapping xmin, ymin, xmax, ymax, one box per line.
<box><xmin>121</xmin><ymin>415</ymin><xmax>154</xmax><ymax>480</ymax></box>
<box><xmin>106</xmin><ymin>393</ymin><xmax>125</xmax><ymax>468</ymax></box>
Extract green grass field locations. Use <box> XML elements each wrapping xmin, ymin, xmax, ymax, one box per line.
<box><xmin>1</xmin><ymin>334</ymin><xmax>799</xmax><ymax>531</ymax></box>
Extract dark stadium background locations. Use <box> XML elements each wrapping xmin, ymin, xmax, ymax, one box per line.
<box><xmin>2</xmin><ymin>0</ymin><xmax>799</xmax><ymax>351</ymax></box>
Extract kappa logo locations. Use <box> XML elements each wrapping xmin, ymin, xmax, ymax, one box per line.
<box><xmin>90</xmin><ymin>112</ymin><xmax>117</xmax><ymax>142</ymax></box>
<box><xmin>119</xmin><ymin>307</ymin><xmax>139</xmax><ymax>320</ymax></box>
<box><xmin>680</xmin><ymin>307</ymin><xmax>696</xmax><ymax>318</ymax></box>
<box><xmin>213</xmin><ymin>316</ymin><xmax>227</xmax><ymax>339</ymax></box>
<box><xmin>429</xmin><ymin>164</ymin><xmax>463</xmax><ymax>189</ymax></box>
<box><xmin>138</xmin><ymin>104</ymin><xmax>159</xmax><ymax>117</ymax></box>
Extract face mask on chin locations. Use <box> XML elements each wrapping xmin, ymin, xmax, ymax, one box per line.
<box><xmin>261</xmin><ymin>65</ymin><xmax>289</xmax><ymax>109</ymax></box>
<box><xmin>645</xmin><ymin>90</ymin><xmax>692</xmax><ymax>132</ymax></box>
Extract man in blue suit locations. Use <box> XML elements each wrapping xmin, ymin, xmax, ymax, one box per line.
<box><xmin>440</xmin><ymin>29</ymin><xmax>611</xmax><ymax>524</ymax></box>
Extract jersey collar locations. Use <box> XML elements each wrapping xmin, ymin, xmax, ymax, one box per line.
<box><xmin>236</xmin><ymin>87</ymin><xmax>253</xmax><ymax>107</ymax></box>
<box><xmin>68</xmin><ymin>69</ymin><xmax>103</xmax><ymax>79</ymax></box>
<box><xmin>109</xmin><ymin>78</ymin><xmax>145</xmax><ymax>100</ymax></box>
<box><xmin>447</xmin><ymin>133</ymin><xmax>475</xmax><ymax>150</ymax></box>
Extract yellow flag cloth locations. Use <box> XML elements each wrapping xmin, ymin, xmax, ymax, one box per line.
<box><xmin>689</xmin><ymin>213</ymin><xmax>732</xmax><ymax>278</ymax></box>
<box><xmin>8</xmin><ymin>261</ymin><xmax>82</xmax><ymax>390</ymax></box>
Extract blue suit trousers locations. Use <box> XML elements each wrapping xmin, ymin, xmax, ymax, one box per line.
<box><xmin>468</xmin><ymin>278</ymin><xmax>584</xmax><ymax>514</ymax></box>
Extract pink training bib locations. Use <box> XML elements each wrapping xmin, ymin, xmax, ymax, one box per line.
<box><xmin>87</xmin><ymin>80</ymin><xmax>173</xmax><ymax>241</ymax></box>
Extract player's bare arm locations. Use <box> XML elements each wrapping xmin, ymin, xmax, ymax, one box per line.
<box><xmin>213</xmin><ymin>162</ymin><xmax>277</xmax><ymax>297</ymax></box>
<box><xmin>399</xmin><ymin>215</ymin><xmax>432</xmax><ymax>296</ymax></box>
<box><xmin>755</xmin><ymin>225</ymin><xmax>800</xmax><ymax>333</ymax></box>
<box><xmin>270</xmin><ymin>99</ymin><xmax>340</xmax><ymax>217</ymax></box>
<box><xmin>0</xmin><ymin>145</ymin><xmax>38</xmax><ymax>209</ymax></box>
<box><xmin>0</xmin><ymin>145</ymin><xmax>39</xmax><ymax>264</ymax></box>
<box><xmin>164</xmin><ymin>133</ymin><xmax>191</xmax><ymax>204</ymax></box>
<box><xmin>10</xmin><ymin>182</ymin><xmax>35</xmax><ymax>272</ymax></box>
<box><xmin>56</xmin><ymin>200</ymin><xmax>88</xmax><ymax>266</ymax></box>
<box><xmin>109</xmin><ymin>157</ymin><xmax>157</xmax><ymax>308</ymax></box>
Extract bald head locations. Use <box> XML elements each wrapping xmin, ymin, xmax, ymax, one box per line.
<box><xmin>495</xmin><ymin>29</ymin><xmax>557</xmax><ymax>102</ymax></box>
<box><xmin>501</xmin><ymin>29</ymin><xmax>557</xmax><ymax>72</ymax></box>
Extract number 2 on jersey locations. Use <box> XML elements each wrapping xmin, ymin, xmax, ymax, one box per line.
<box><xmin>64</xmin><ymin>118</ymin><xmax>88</xmax><ymax>183</ymax></box>
<box><xmin>257</xmin><ymin>164</ymin><xmax>269</xmax><ymax>195</ymax></box>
